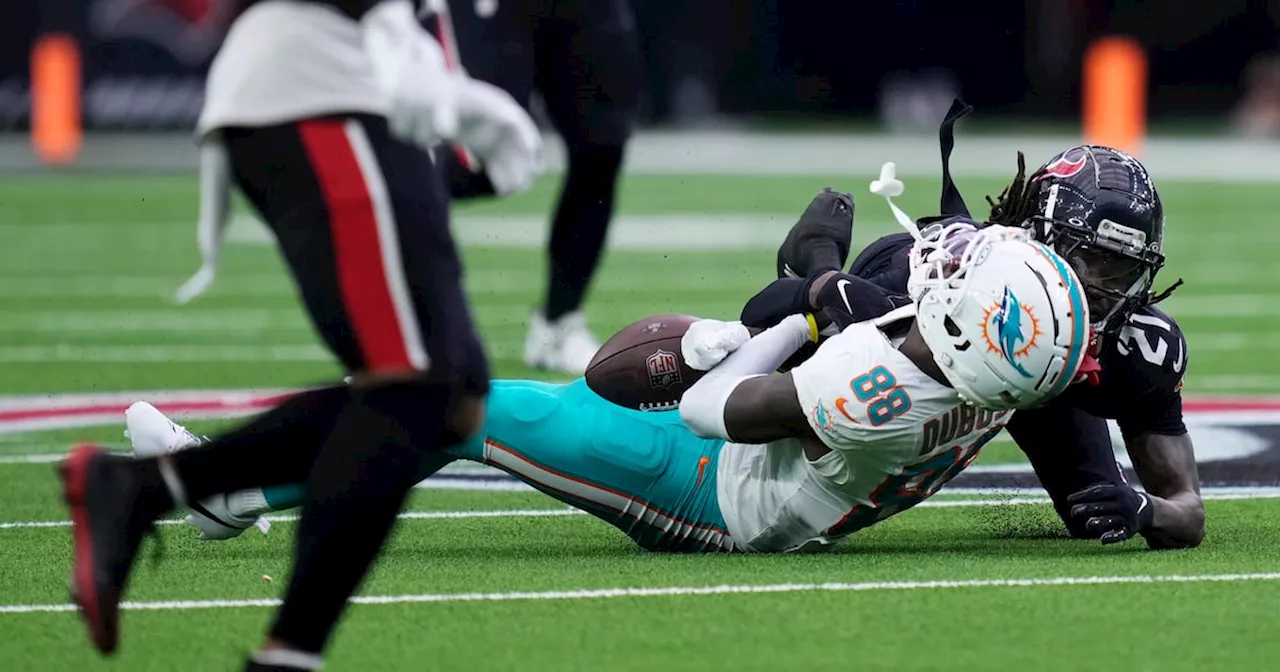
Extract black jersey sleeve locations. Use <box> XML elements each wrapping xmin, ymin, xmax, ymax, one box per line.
<box><xmin>739</xmin><ymin>272</ymin><xmax>904</xmax><ymax>331</ymax></box>
<box><xmin>1110</xmin><ymin>306</ymin><xmax>1189</xmax><ymax>439</ymax></box>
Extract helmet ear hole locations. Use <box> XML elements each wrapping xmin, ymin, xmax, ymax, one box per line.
<box><xmin>944</xmin><ymin>316</ymin><xmax>962</xmax><ymax>337</ymax></box>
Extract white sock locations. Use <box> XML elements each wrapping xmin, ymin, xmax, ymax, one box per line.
<box><xmin>252</xmin><ymin>648</ymin><xmax>324</xmax><ymax>670</ymax></box>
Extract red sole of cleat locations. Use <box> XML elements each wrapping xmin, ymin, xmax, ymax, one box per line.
<box><xmin>60</xmin><ymin>444</ymin><xmax>116</xmax><ymax>655</ymax></box>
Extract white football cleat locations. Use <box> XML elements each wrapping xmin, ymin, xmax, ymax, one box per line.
<box><xmin>124</xmin><ymin>401</ymin><xmax>202</xmax><ymax>457</ymax></box>
<box><xmin>523</xmin><ymin>310</ymin><xmax>600</xmax><ymax>375</ymax></box>
<box><xmin>124</xmin><ymin>401</ymin><xmax>270</xmax><ymax>540</ymax></box>
<box><xmin>182</xmin><ymin>490</ymin><xmax>270</xmax><ymax>541</ymax></box>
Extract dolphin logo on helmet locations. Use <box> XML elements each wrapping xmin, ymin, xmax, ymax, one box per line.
<box><xmin>989</xmin><ymin>287</ymin><xmax>1036</xmax><ymax>378</ymax></box>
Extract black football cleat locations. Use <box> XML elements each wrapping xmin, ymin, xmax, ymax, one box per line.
<box><xmin>775</xmin><ymin>188</ymin><xmax>855</xmax><ymax>279</ymax></box>
<box><xmin>59</xmin><ymin>444</ymin><xmax>159</xmax><ymax>655</ymax></box>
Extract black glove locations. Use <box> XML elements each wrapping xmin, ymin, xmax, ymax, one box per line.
<box><xmin>776</xmin><ymin>188</ymin><xmax>854</xmax><ymax>279</ymax></box>
<box><xmin>1066</xmin><ymin>483</ymin><xmax>1155</xmax><ymax>545</ymax></box>
<box><xmin>807</xmin><ymin>272</ymin><xmax>910</xmax><ymax>324</ymax></box>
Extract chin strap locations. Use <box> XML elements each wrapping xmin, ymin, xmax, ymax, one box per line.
<box><xmin>1148</xmin><ymin>278</ymin><xmax>1184</xmax><ymax>304</ymax></box>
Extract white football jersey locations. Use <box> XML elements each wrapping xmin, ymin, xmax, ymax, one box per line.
<box><xmin>715</xmin><ymin>308</ymin><xmax>1011</xmax><ymax>553</ymax></box>
<box><xmin>197</xmin><ymin>1</ymin><xmax>386</xmax><ymax>138</ymax></box>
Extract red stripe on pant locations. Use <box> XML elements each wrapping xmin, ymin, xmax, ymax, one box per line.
<box><xmin>298</xmin><ymin>119</ymin><xmax>415</xmax><ymax>372</ymax></box>
<box><xmin>434</xmin><ymin>12</ymin><xmax>475</xmax><ymax>171</ymax></box>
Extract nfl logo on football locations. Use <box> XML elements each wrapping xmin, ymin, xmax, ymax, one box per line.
<box><xmin>646</xmin><ymin>349</ymin><xmax>682</xmax><ymax>389</ymax></box>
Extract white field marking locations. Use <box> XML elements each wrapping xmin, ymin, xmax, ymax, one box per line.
<box><xmin>5</xmin><ymin>130</ymin><xmax>1280</xmax><ymax>178</ymax></box>
<box><xmin>228</xmin><ymin>213</ymin><xmax>802</xmax><ymax>251</ymax></box>
<box><xmin>4</xmin><ymin>572</ymin><xmax>1280</xmax><ymax>615</ymax></box>
<box><xmin>0</xmin><ymin>451</ymin><xmax>86</xmax><ymax>463</ymax></box>
<box><xmin>1180</xmin><ymin>334</ymin><xmax>1280</xmax><ymax>352</ymax></box>
<box><xmin>1160</xmin><ymin>294</ymin><xmax>1280</xmax><ymax>318</ymax></box>
<box><xmin>0</xmin><ymin>312</ymin><xmax>303</xmax><ymax>333</ymax></box>
<box><xmin>0</xmin><ymin>265</ymin><xmax>758</xmax><ymax>300</ymax></box>
<box><xmin>5</xmin><ymin>489</ymin><xmax>1280</xmax><ymax>530</ymax></box>
<box><xmin>1187</xmin><ymin>375</ymin><xmax>1280</xmax><ymax>392</ymax></box>
<box><xmin>1174</xmin><ymin>264</ymin><xmax>1280</xmax><ymax>287</ymax></box>
<box><xmin>0</xmin><ymin>275</ymin><xmax>292</xmax><ymax>299</ymax></box>
<box><xmin>6</xmin><ymin>310</ymin><xmax>1274</xmax><ymax>356</ymax></box>
<box><xmin>0</xmin><ymin>345</ymin><xmax>333</xmax><ymax>363</ymax></box>
<box><xmin>0</xmin><ymin>508</ymin><xmax>585</xmax><ymax>530</ymax></box>
<box><xmin>0</xmin><ymin>340</ymin><xmax>540</xmax><ymax>364</ymax></box>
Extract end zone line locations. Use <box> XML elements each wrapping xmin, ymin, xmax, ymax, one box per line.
<box><xmin>4</xmin><ymin>572</ymin><xmax>1280</xmax><ymax>615</ymax></box>
<box><xmin>5</xmin><ymin>491</ymin><xmax>1280</xmax><ymax>531</ymax></box>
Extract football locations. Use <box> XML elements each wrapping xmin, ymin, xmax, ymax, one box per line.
<box><xmin>585</xmin><ymin>314</ymin><xmax>705</xmax><ymax>412</ymax></box>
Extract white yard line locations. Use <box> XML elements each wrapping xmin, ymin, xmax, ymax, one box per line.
<box><xmin>6</xmin><ymin>131</ymin><xmax>1280</xmax><ymax>179</ymax></box>
<box><xmin>1189</xmin><ymin>375</ymin><xmax>1280</xmax><ymax>392</ymax></box>
<box><xmin>3</xmin><ymin>572</ymin><xmax>1279</xmax><ymax>615</ymax></box>
<box><xmin>4</xmin><ymin>489</ymin><xmax>1279</xmax><ymax>531</ymax></box>
<box><xmin>0</xmin><ymin>275</ymin><xmax>291</xmax><ymax>299</ymax></box>
<box><xmin>0</xmin><ymin>341</ymin><xmax>540</xmax><ymax>363</ymax></box>
<box><xmin>0</xmin><ymin>508</ymin><xmax>584</xmax><ymax>530</ymax></box>
<box><xmin>0</xmin><ymin>345</ymin><xmax>333</xmax><ymax>363</ymax></box>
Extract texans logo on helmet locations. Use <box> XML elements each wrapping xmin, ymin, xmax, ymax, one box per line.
<box><xmin>1039</xmin><ymin>153</ymin><xmax>1088</xmax><ymax>180</ymax></box>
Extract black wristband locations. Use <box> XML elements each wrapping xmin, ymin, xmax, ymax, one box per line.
<box><xmin>811</xmin><ymin>272</ymin><xmax>898</xmax><ymax>323</ymax></box>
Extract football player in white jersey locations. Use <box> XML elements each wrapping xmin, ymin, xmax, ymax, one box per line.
<box><xmin>127</xmin><ymin>206</ymin><xmax>1092</xmax><ymax>554</ymax></box>
<box><xmin>59</xmin><ymin>1</ymin><xmax>542</xmax><ymax>668</ymax></box>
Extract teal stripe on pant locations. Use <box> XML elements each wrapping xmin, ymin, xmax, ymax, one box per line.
<box><xmin>451</xmin><ymin>379</ymin><xmax>732</xmax><ymax>552</ymax></box>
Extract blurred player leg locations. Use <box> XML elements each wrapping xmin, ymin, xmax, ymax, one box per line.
<box><xmin>523</xmin><ymin>0</ymin><xmax>641</xmax><ymax>374</ymax></box>
<box><xmin>136</xmin><ymin>378</ymin><xmax>732</xmax><ymax>553</ymax></box>
<box><xmin>60</xmin><ymin>114</ymin><xmax>489</xmax><ymax>665</ymax></box>
<box><xmin>433</xmin><ymin>0</ymin><xmax>641</xmax><ymax>374</ymax></box>
<box><xmin>227</xmin><ymin>115</ymin><xmax>490</xmax><ymax>662</ymax></box>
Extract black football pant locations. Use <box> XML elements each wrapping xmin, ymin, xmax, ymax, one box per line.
<box><xmin>156</xmin><ymin>114</ymin><xmax>489</xmax><ymax>654</ymax></box>
<box><xmin>432</xmin><ymin>0</ymin><xmax>641</xmax><ymax>320</ymax></box>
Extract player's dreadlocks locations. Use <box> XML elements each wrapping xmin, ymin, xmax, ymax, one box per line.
<box><xmin>985</xmin><ymin>151</ymin><xmax>1042</xmax><ymax>228</ymax></box>
<box><xmin>984</xmin><ymin>151</ymin><xmax>1184</xmax><ymax>306</ymax></box>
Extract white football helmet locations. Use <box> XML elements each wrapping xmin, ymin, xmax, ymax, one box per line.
<box><xmin>909</xmin><ymin>223</ymin><xmax>1091</xmax><ymax>410</ymax></box>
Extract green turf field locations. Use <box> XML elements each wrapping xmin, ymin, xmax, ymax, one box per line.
<box><xmin>1</xmin><ymin>171</ymin><xmax>1278</xmax><ymax>671</ymax></box>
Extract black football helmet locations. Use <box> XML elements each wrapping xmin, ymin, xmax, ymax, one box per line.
<box><xmin>1023</xmin><ymin>145</ymin><xmax>1169</xmax><ymax>335</ymax></box>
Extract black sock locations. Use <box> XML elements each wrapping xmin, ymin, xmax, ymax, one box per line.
<box><xmin>268</xmin><ymin>381</ymin><xmax>458</xmax><ymax>653</ymax></box>
<box><xmin>543</xmin><ymin>143</ymin><xmax>625</xmax><ymax>321</ymax></box>
<box><xmin>132</xmin><ymin>385</ymin><xmax>352</xmax><ymax>512</ymax></box>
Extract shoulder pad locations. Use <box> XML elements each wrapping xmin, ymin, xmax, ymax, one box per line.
<box><xmin>1102</xmin><ymin>305</ymin><xmax>1187</xmax><ymax>393</ymax></box>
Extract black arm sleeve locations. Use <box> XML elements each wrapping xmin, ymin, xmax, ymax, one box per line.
<box><xmin>740</xmin><ymin>278</ymin><xmax>810</xmax><ymax>330</ymax></box>
<box><xmin>1005</xmin><ymin>402</ymin><xmax>1125</xmax><ymax>538</ymax></box>
<box><xmin>740</xmin><ymin>272</ymin><xmax>904</xmax><ymax>331</ymax></box>
<box><xmin>1116</xmin><ymin>387</ymin><xmax>1187</xmax><ymax>440</ymax></box>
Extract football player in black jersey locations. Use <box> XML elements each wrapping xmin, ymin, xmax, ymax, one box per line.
<box><xmin>56</xmin><ymin>1</ymin><xmax>541</xmax><ymax>669</ymax></box>
<box><xmin>746</xmin><ymin>103</ymin><xmax>1202</xmax><ymax>550</ymax></box>
<box><xmin>430</xmin><ymin>0</ymin><xmax>642</xmax><ymax>375</ymax></box>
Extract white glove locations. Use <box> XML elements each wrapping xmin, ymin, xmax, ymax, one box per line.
<box><xmin>454</xmin><ymin>77</ymin><xmax>544</xmax><ymax>195</ymax></box>
<box><xmin>682</xmin><ymin>319</ymin><xmax>752</xmax><ymax>371</ymax></box>
<box><xmin>363</xmin><ymin>0</ymin><xmax>459</xmax><ymax>149</ymax></box>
